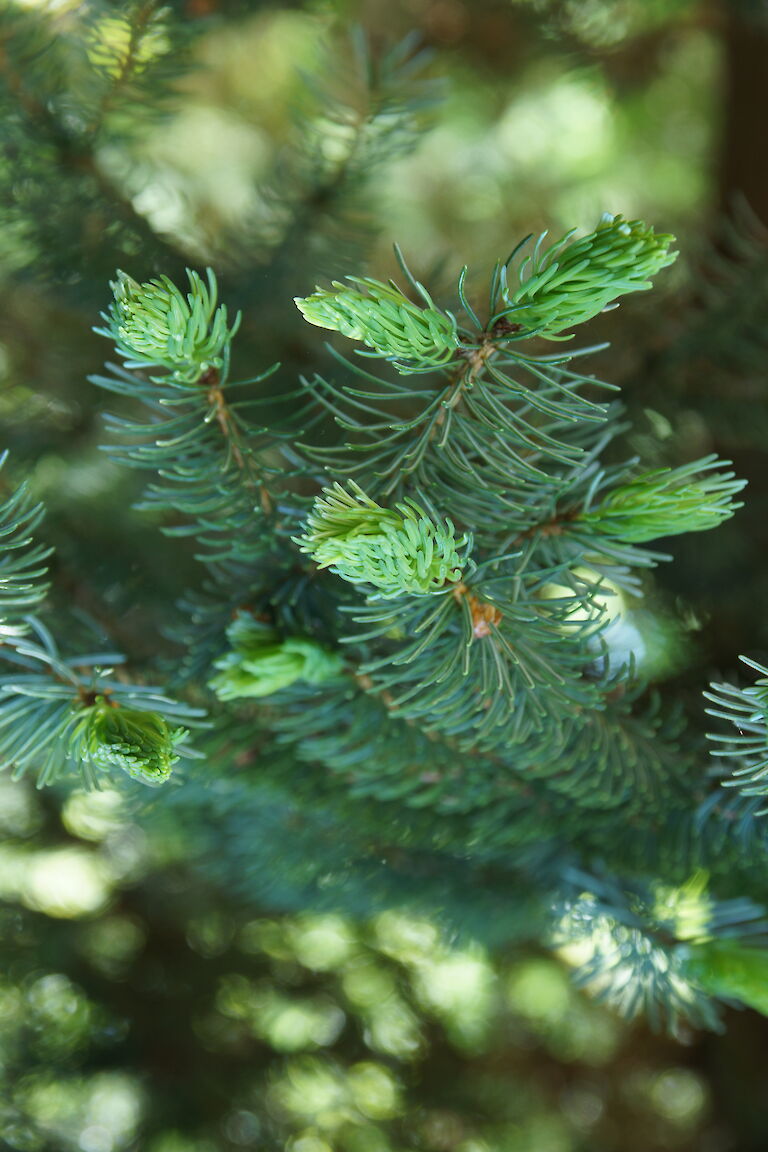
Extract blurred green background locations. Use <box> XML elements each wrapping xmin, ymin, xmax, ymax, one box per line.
<box><xmin>4</xmin><ymin>0</ymin><xmax>768</xmax><ymax>1149</ymax></box>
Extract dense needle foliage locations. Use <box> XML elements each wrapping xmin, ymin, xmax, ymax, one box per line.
<box><xmin>5</xmin><ymin>0</ymin><xmax>768</xmax><ymax>1148</ymax></box>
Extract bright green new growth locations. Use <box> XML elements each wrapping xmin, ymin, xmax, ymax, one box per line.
<box><xmin>98</xmin><ymin>267</ymin><xmax>241</xmax><ymax>383</ymax></box>
<box><xmin>78</xmin><ymin>698</ymin><xmax>187</xmax><ymax>785</ymax></box>
<box><xmin>294</xmin><ymin>276</ymin><xmax>459</xmax><ymax>371</ymax></box>
<box><xmin>580</xmin><ymin>456</ymin><xmax>745</xmax><ymax>543</ymax></box>
<box><xmin>680</xmin><ymin>940</ymin><xmax>768</xmax><ymax>1016</ymax></box>
<box><xmin>209</xmin><ymin>614</ymin><xmax>345</xmax><ymax>701</ymax></box>
<box><xmin>505</xmin><ymin>213</ymin><xmax>678</xmax><ymax>338</ymax></box>
<box><xmin>5</xmin><ymin>158</ymin><xmax>759</xmax><ymax>1038</ymax></box>
<box><xmin>296</xmin><ymin>481</ymin><xmax>469</xmax><ymax>598</ymax></box>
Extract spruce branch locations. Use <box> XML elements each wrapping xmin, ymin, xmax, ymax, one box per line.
<box><xmin>295</xmin><ymin>481</ymin><xmax>470</xmax><ymax>598</ymax></box>
<box><xmin>93</xmin><ymin>267</ymin><xmax>281</xmax><ymax>566</ymax></box>
<box><xmin>289</xmin><ymin>220</ymin><xmax>720</xmax><ymax>768</ymax></box>
<box><xmin>557</xmin><ymin>871</ymin><xmax>768</xmax><ymax>1030</ymax></box>
<box><xmin>0</xmin><ymin>462</ymin><xmax>203</xmax><ymax>787</ymax></box>
<box><xmin>0</xmin><ymin>653</ymin><xmax>203</xmax><ymax>789</ymax></box>
<box><xmin>254</xmin><ymin>31</ymin><xmax>440</xmax><ymax>280</ymax></box>
<box><xmin>67</xmin><ymin>209</ymin><xmax>768</xmax><ymax>1034</ymax></box>
<box><xmin>209</xmin><ymin>612</ymin><xmax>344</xmax><ymax>701</ymax></box>
<box><xmin>555</xmin><ymin>885</ymin><xmax>722</xmax><ymax>1033</ymax></box>
<box><xmin>705</xmin><ymin>658</ymin><xmax>768</xmax><ymax>805</ymax></box>
<box><xmin>0</xmin><ymin>457</ymin><xmax>51</xmax><ymax>633</ymax></box>
<box><xmin>85</xmin><ymin>1</ymin><xmax>174</xmax><ymax>139</ymax></box>
<box><xmin>7</xmin><ymin>0</ymin><xmax>760</xmax><ymax>1043</ymax></box>
<box><xmin>498</xmin><ymin>213</ymin><xmax>678</xmax><ymax>339</ymax></box>
<box><xmin>295</xmin><ymin>276</ymin><xmax>459</xmax><ymax>372</ymax></box>
<box><xmin>579</xmin><ymin>455</ymin><xmax>745</xmax><ymax>542</ymax></box>
<box><xmin>70</xmin><ymin>695</ymin><xmax>189</xmax><ymax>786</ymax></box>
<box><xmin>98</xmin><ymin>268</ymin><xmax>241</xmax><ymax>385</ymax></box>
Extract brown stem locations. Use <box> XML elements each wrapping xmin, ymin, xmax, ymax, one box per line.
<box><xmin>452</xmin><ymin>582</ymin><xmax>503</xmax><ymax>637</ymax></box>
<box><xmin>201</xmin><ymin>367</ymin><xmax>274</xmax><ymax>515</ymax></box>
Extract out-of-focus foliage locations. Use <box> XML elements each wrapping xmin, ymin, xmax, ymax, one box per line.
<box><xmin>0</xmin><ymin>777</ymin><xmax>729</xmax><ymax>1152</ymax></box>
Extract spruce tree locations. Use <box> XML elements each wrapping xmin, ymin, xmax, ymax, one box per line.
<box><xmin>3</xmin><ymin>0</ymin><xmax>768</xmax><ymax>1067</ymax></box>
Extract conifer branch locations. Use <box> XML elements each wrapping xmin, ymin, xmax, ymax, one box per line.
<box><xmin>85</xmin><ymin>1</ymin><xmax>166</xmax><ymax>138</ymax></box>
<box><xmin>0</xmin><ymin>459</ymin><xmax>51</xmax><ymax>633</ymax></box>
<box><xmin>0</xmin><ymin>458</ymin><xmax>203</xmax><ymax>787</ymax></box>
<box><xmin>0</xmin><ymin>3</ymin><xmax>187</xmax><ymax>279</ymax></box>
<box><xmin>12</xmin><ymin>199</ymin><xmax>760</xmax><ymax>1030</ymax></box>
<box><xmin>251</xmin><ymin>32</ymin><xmax>440</xmax><ymax>281</ymax></box>
<box><xmin>93</xmin><ymin>267</ymin><xmax>285</xmax><ymax>566</ymax></box>
<box><xmin>705</xmin><ymin>658</ymin><xmax>768</xmax><ymax>806</ymax></box>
